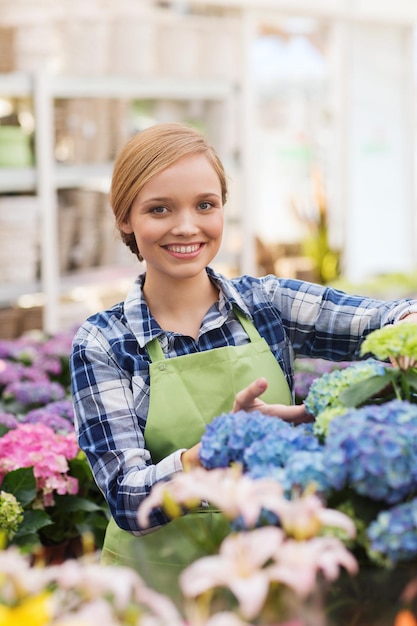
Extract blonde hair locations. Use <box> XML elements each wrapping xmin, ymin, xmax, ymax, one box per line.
<box><xmin>110</xmin><ymin>122</ymin><xmax>228</xmax><ymax>259</ymax></box>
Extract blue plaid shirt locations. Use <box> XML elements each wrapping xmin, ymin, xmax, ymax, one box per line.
<box><xmin>70</xmin><ymin>267</ymin><xmax>417</xmax><ymax>533</ymax></box>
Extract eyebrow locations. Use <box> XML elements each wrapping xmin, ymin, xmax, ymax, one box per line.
<box><xmin>142</xmin><ymin>191</ymin><xmax>221</xmax><ymax>203</ymax></box>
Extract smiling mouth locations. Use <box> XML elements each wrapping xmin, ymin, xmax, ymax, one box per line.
<box><xmin>165</xmin><ymin>244</ymin><xmax>202</xmax><ymax>254</ymax></box>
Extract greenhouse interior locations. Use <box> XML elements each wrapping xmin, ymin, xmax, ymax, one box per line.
<box><xmin>1</xmin><ymin>1</ymin><xmax>417</xmax><ymax>626</ymax></box>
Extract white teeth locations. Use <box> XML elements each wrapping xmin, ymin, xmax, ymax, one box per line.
<box><xmin>168</xmin><ymin>244</ymin><xmax>199</xmax><ymax>253</ymax></box>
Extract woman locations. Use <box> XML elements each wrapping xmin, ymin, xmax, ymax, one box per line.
<box><xmin>70</xmin><ymin>122</ymin><xmax>417</xmax><ymax>597</ymax></box>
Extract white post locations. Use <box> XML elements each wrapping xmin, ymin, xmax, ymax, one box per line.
<box><xmin>239</xmin><ymin>6</ymin><xmax>258</xmax><ymax>275</ymax></box>
<box><xmin>33</xmin><ymin>72</ymin><xmax>60</xmax><ymax>333</ymax></box>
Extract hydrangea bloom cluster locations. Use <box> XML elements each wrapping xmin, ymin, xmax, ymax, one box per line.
<box><xmin>2</xmin><ymin>380</ymin><xmax>66</xmax><ymax>408</ymax></box>
<box><xmin>199</xmin><ymin>411</ymin><xmax>321</xmax><ymax>476</ymax></box>
<box><xmin>22</xmin><ymin>400</ymin><xmax>75</xmax><ymax>433</ymax></box>
<box><xmin>0</xmin><ymin>360</ymin><xmax>47</xmax><ymax>389</ymax></box>
<box><xmin>304</xmin><ymin>359</ymin><xmax>386</xmax><ymax>417</ymax></box>
<box><xmin>366</xmin><ymin>497</ymin><xmax>417</xmax><ymax>566</ymax></box>
<box><xmin>360</xmin><ymin>323</ymin><xmax>417</xmax><ymax>364</ymax></box>
<box><xmin>0</xmin><ymin>413</ymin><xmax>18</xmax><ymax>430</ymax></box>
<box><xmin>0</xmin><ymin>490</ymin><xmax>23</xmax><ymax>539</ymax></box>
<box><xmin>275</xmin><ymin>450</ymin><xmax>331</xmax><ymax>497</ymax></box>
<box><xmin>0</xmin><ymin>423</ymin><xmax>79</xmax><ymax>508</ymax></box>
<box><xmin>323</xmin><ymin>400</ymin><xmax>417</xmax><ymax>504</ymax></box>
<box><xmin>314</xmin><ymin>405</ymin><xmax>350</xmax><ymax>438</ymax></box>
<box><xmin>0</xmin><ymin>331</ymin><xmax>73</xmax><ymax>385</ymax></box>
<box><xmin>294</xmin><ymin>358</ymin><xmax>352</xmax><ymax>402</ymax></box>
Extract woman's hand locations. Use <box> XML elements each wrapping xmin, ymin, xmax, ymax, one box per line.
<box><xmin>233</xmin><ymin>377</ymin><xmax>314</xmax><ymax>425</ymax></box>
<box><xmin>181</xmin><ymin>442</ymin><xmax>202</xmax><ymax>470</ymax></box>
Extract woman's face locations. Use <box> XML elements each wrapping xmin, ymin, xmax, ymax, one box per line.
<box><xmin>121</xmin><ymin>153</ymin><xmax>224</xmax><ymax>283</ymax></box>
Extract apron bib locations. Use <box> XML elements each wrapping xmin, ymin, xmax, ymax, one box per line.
<box><xmin>101</xmin><ymin>309</ymin><xmax>291</xmax><ymax>603</ymax></box>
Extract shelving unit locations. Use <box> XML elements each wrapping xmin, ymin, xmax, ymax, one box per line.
<box><xmin>0</xmin><ymin>71</ymin><xmax>238</xmax><ymax>333</ymax></box>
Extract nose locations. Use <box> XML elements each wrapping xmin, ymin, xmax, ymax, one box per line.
<box><xmin>170</xmin><ymin>209</ymin><xmax>200</xmax><ymax>237</ymax></box>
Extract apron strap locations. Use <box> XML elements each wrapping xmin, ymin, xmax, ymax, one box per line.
<box><xmin>146</xmin><ymin>306</ymin><xmax>260</xmax><ymax>363</ymax></box>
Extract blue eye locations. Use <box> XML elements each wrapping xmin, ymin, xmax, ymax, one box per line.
<box><xmin>199</xmin><ymin>202</ymin><xmax>212</xmax><ymax>211</ymax></box>
<box><xmin>151</xmin><ymin>206</ymin><xmax>167</xmax><ymax>214</ymax></box>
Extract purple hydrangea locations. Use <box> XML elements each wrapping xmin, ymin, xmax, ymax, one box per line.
<box><xmin>367</xmin><ymin>497</ymin><xmax>417</xmax><ymax>566</ymax></box>
<box><xmin>22</xmin><ymin>399</ymin><xmax>74</xmax><ymax>432</ymax></box>
<box><xmin>0</xmin><ymin>413</ymin><xmax>19</xmax><ymax>430</ymax></box>
<box><xmin>21</xmin><ymin>410</ymin><xmax>73</xmax><ymax>433</ymax></box>
<box><xmin>323</xmin><ymin>400</ymin><xmax>417</xmax><ymax>504</ymax></box>
<box><xmin>3</xmin><ymin>380</ymin><xmax>66</xmax><ymax>408</ymax></box>
<box><xmin>0</xmin><ymin>360</ymin><xmax>22</xmax><ymax>387</ymax></box>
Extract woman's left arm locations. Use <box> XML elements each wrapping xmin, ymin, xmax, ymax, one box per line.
<box><xmin>398</xmin><ymin>312</ymin><xmax>417</xmax><ymax>323</ymax></box>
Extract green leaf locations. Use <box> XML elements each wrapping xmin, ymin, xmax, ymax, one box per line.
<box><xmin>1</xmin><ymin>467</ymin><xmax>37</xmax><ymax>507</ymax></box>
<box><xmin>405</xmin><ymin>368</ymin><xmax>417</xmax><ymax>392</ymax></box>
<box><xmin>0</xmin><ymin>424</ymin><xmax>10</xmax><ymax>437</ymax></box>
<box><xmin>12</xmin><ymin>532</ymin><xmax>41</xmax><ymax>552</ymax></box>
<box><xmin>339</xmin><ymin>373</ymin><xmax>396</xmax><ymax>407</ymax></box>
<box><xmin>51</xmin><ymin>494</ymin><xmax>103</xmax><ymax>513</ymax></box>
<box><xmin>15</xmin><ymin>509</ymin><xmax>52</xmax><ymax>537</ymax></box>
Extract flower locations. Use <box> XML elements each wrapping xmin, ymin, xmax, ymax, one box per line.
<box><xmin>0</xmin><ymin>423</ymin><xmax>79</xmax><ymax>508</ymax></box>
<box><xmin>293</xmin><ymin>358</ymin><xmax>352</xmax><ymax>403</ymax></box>
<box><xmin>303</xmin><ymin>359</ymin><xmax>386</xmax><ymax>419</ymax></box>
<box><xmin>0</xmin><ymin>331</ymin><xmax>110</xmax><ymax>553</ymax></box>
<box><xmin>0</xmin><ymin>491</ymin><xmax>23</xmax><ymax>540</ymax></box>
<box><xmin>360</xmin><ymin>323</ymin><xmax>417</xmax><ymax>369</ymax></box>
<box><xmin>0</xmin><ymin>547</ymin><xmax>184</xmax><ymax>626</ymax></box>
<box><xmin>180</xmin><ymin>520</ymin><xmax>357</xmax><ymax>621</ymax></box>
<box><xmin>180</xmin><ymin>527</ymin><xmax>288</xmax><ymax>619</ymax></box>
<box><xmin>21</xmin><ymin>400</ymin><xmax>75</xmax><ymax>434</ymax></box>
<box><xmin>323</xmin><ymin>401</ymin><xmax>417</xmax><ymax>504</ymax></box>
<box><xmin>199</xmin><ymin>411</ymin><xmax>321</xmax><ymax>476</ymax></box>
<box><xmin>2</xmin><ymin>380</ymin><xmax>66</xmax><ymax>409</ymax></box>
<box><xmin>0</xmin><ymin>413</ymin><xmax>18</xmax><ymax>431</ymax></box>
<box><xmin>366</xmin><ymin>499</ymin><xmax>417</xmax><ymax>567</ymax></box>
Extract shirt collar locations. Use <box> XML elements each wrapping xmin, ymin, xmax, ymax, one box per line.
<box><xmin>124</xmin><ymin>267</ymin><xmax>252</xmax><ymax>347</ymax></box>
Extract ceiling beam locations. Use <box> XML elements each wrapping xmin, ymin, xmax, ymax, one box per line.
<box><xmin>184</xmin><ymin>0</ymin><xmax>417</xmax><ymax>25</ymax></box>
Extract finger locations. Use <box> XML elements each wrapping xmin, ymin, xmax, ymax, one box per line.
<box><xmin>232</xmin><ymin>378</ymin><xmax>268</xmax><ymax>412</ymax></box>
<box><xmin>257</xmin><ymin>403</ymin><xmax>314</xmax><ymax>425</ymax></box>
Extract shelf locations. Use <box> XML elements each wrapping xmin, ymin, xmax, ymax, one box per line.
<box><xmin>0</xmin><ymin>265</ymin><xmax>138</xmax><ymax>309</ymax></box>
<box><xmin>0</xmin><ymin>72</ymin><xmax>32</xmax><ymax>97</ymax></box>
<box><xmin>50</xmin><ymin>75</ymin><xmax>236</xmax><ymax>100</ymax></box>
<box><xmin>0</xmin><ymin>73</ymin><xmax>236</xmax><ymax>101</ymax></box>
<box><xmin>0</xmin><ymin>71</ymin><xmax>238</xmax><ymax>332</ymax></box>
<box><xmin>0</xmin><ymin>163</ymin><xmax>113</xmax><ymax>193</ymax></box>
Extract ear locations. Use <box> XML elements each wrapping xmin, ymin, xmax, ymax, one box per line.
<box><xmin>120</xmin><ymin>219</ymin><xmax>133</xmax><ymax>234</ymax></box>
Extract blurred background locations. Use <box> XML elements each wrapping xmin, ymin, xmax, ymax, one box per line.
<box><xmin>0</xmin><ymin>0</ymin><xmax>417</xmax><ymax>338</ymax></box>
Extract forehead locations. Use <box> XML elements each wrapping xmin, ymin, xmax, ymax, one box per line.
<box><xmin>141</xmin><ymin>153</ymin><xmax>222</xmax><ymax>195</ymax></box>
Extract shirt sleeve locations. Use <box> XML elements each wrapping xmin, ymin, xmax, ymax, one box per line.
<box><xmin>264</xmin><ymin>276</ymin><xmax>417</xmax><ymax>360</ymax></box>
<box><xmin>70</xmin><ymin>324</ymin><xmax>183</xmax><ymax>534</ymax></box>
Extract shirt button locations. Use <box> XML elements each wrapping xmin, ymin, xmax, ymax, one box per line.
<box><xmin>158</xmin><ymin>364</ymin><xmax>166</xmax><ymax>371</ymax></box>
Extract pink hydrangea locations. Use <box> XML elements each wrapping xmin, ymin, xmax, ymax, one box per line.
<box><xmin>0</xmin><ymin>423</ymin><xmax>79</xmax><ymax>507</ymax></box>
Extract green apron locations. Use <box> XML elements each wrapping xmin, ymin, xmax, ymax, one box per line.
<box><xmin>101</xmin><ymin>308</ymin><xmax>291</xmax><ymax>603</ymax></box>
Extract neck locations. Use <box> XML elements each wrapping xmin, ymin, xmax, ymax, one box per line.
<box><xmin>144</xmin><ymin>268</ymin><xmax>217</xmax><ymax>316</ymax></box>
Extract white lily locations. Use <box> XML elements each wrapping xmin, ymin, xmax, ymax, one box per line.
<box><xmin>180</xmin><ymin>527</ymin><xmax>285</xmax><ymax>620</ymax></box>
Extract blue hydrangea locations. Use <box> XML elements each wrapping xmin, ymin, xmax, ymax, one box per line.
<box><xmin>366</xmin><ymin>497</ymin><xmax>417</xmax><ymax>566</ymax></box>
<box><xmin>243</xmin><ymin>422</ymin><xmax>321</xmax><ymax>470</ymax></box>
<box><xmin>304</xmin><ymin>359</ymin><xmax>387</xmax><ymax>417</ymax></box>
<box><xmin>323</xmin><ymin>400</ymin><xmax>417</xmax><ymax>504</ymax></box>
<box><xmin>294</xmin><ymin>358</ymin><xmax>352</xmax><ymax>401</ymax></box>
<box><xmin>272</xmin><ymin>450</ymin><xmax>331</xmax><ymax>497</ymax></box>
<box><xmin>199</xmin><ymin>410</ymin><xmax>320</xmax><ymax>472</ymax></box>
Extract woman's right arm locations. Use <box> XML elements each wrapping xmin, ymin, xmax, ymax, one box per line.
<box><xmin>70</xmin><ymin>327</ymin><xmax>184</xmax><ymax>534</ymax></box>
